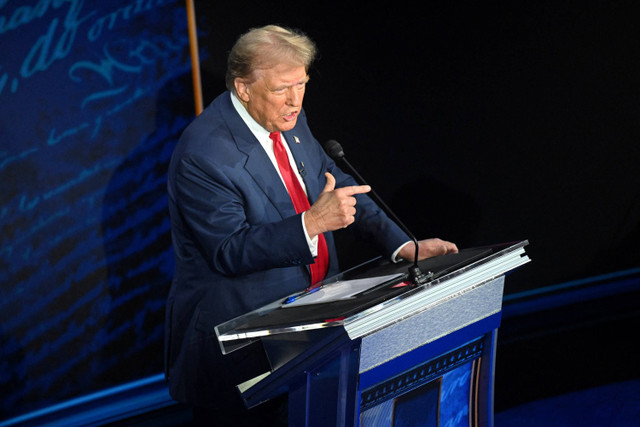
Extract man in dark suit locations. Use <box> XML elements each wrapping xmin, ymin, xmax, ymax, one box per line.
<box><xmin>165</xmin><ymin>25</ymin><xmax>457</xmax><ymax>424</ymax></box>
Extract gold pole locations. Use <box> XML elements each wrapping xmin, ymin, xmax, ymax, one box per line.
<box><xmin>185</xmin><ymin>0</ymin><xmax>203</xmax><ymax>116</ymax></box>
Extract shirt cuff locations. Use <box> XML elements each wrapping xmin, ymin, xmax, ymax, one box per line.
<box><xmin>301</xmin><ymin>212</ymin><xmax>318</xmax><ymax>257</ymax></box>
<box><xmin>392</xmin><ymin>241</ymin><xmax>413</xmax><ymax>263</ymax></box>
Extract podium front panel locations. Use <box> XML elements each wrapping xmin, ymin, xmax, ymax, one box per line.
<box><xmin>358</xmin><ymin>331</ymin><xmax>497</xmax><ymax>427</ymax></box>
<box><xmin>359</xmin><ymin>276</ymin><xmax>504</xmax><ymax>373</ymax></box>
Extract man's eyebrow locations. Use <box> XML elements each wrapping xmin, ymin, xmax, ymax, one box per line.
<box><xmin>277</xmin><ymin>75</ymin><xmax>311</xmax><ymax>89</ymax></box>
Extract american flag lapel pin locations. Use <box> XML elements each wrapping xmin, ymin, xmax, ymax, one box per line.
<box><xmin>294</xmin><ymin>136</ymin><xmax>301</xmax><ymax>144</ymax></box>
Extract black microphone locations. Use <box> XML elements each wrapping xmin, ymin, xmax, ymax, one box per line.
<box><xmin>323</xmin><ymin>139</ymin><xmax>433</xmax><ymax>285</ymax></box>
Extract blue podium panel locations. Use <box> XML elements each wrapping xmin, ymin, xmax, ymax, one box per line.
<box><xmin>355</xmin><ymin>274</ymin><xmax>504</xmax><ymax>427</ymax></box>
<box><xmin>288</xmin><ymin>338</ymin><xmax>361</xmax><ymax>427</ymax></box>
<box><xmin>280</xmin><ymin>321</ymin><xmax>500</xmax><ymax>426</ymax></box>
<box><xmin>359</xmin><ymin>329</ymin><xmax>498</xmax><ymax>427</ymax></box>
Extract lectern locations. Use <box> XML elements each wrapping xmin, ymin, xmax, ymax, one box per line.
<box><xmin>215</xmin><ymin>241</ymin><xmax>530</xmax><ymax>426</ymax></box>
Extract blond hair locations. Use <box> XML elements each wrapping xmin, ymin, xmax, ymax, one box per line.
<box><xmin>226</xmin><ymin>25</ymin><xmax>317</xmax><ymax>95</ymax></box>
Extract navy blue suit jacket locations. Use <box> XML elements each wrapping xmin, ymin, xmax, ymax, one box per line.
<box><xmin>165</xmin><ymin>91</ymin><xmax>409</xmax><ymax>407</ymax></box>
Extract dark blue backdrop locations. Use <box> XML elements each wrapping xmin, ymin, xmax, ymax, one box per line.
<box><xmin>0</xmin><ymin>0</ymin><xmax>195</xmax><ymax>420</ymax></box>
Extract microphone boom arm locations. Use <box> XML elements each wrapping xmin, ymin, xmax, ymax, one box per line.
<box><xmin>325</xmin><ymin>140</ymin><xmax>433</xmax><ymax>285</ymax></box>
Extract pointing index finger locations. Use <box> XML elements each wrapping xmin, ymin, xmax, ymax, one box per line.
<box><xmin>340</xmin><ymin>184</ymin><xmax>371</xmax><ymax>196</ymax></box>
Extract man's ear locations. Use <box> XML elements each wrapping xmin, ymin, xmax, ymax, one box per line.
<box><xmin>234</xmin><ymin>79</ymin><xmax>250</xmax><ymax>103</ymax></box>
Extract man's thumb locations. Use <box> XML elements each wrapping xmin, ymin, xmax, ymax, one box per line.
<box><xmin>322</xmin><ymin>172</ymin><xmax>336</xmax><ymax>193</ymax></box>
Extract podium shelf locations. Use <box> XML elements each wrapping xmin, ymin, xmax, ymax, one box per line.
<box><xmin>215</xmin><ymin>241</ymin><xmax>530</xmax><ymax>355</ymax></box>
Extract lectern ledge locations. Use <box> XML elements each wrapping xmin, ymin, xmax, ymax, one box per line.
<box><xmin>215</xmin><ymin>240</ymin><xmax>530</xmax><ymax>426</ymax></box>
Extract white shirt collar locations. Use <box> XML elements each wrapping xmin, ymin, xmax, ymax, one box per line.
<box><xmin>230</xmin><ymin>92</ymin><xmax>272</xmax><ymax>143</ymax></box>
<box><xmin>229</xmin><ymin>91</ymin><xmax>304</xmax><ymax>190</ymax></box>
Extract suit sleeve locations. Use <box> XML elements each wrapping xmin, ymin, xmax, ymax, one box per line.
<box><xmin>172</xmin><ymin>152</ymin><xmax>315</xmax><ymax>277</ymax></box>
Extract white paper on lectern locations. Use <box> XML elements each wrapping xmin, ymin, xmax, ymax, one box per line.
<box><xmin>283</xmin><ymin>273</ymin><xmax>404</xmax><ymax>307</ymax></box>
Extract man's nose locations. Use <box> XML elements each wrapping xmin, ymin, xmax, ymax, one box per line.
<box><xmin>286</xmin><ymin>87</ymin><xmax>302</xmax><ymax>105</ymax></box>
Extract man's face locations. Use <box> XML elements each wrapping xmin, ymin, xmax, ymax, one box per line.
<box><xmin>235</xmin><ymin>63</ymin><xmax>309</xmax><ymax>133</ymax></box>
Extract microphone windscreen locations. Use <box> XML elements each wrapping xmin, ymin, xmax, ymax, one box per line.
<box><xmin>324</xmin><ymin>139</ymin><xmax>344</xmax><ymax>159</ymax></box>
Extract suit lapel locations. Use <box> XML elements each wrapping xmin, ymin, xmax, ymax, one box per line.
<box><xmin>283</xmin><ymin>130</ymin><xmax>321</xmax><ymax>203</ymax></box>
<box><xmin>219</xmin><ymin>94</ymin><xmax>296</xmax><ymax>220</ymax></box>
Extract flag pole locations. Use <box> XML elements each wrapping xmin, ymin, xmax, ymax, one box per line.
<box><xmin>185</xmin><ymin>0</ymin><xmax>203</xmax><ymax>116</ymax></box>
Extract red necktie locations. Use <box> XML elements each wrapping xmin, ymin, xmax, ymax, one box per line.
<box><xmin>270</xmin><ymin>132</ymin><xmax>328</xmax><ymax>287</ymax></box>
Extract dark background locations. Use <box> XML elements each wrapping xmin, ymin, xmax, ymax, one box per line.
<box><xmin>195</xmin><ymin>0</ymin><xmax>640</xmax><ymax>293</ymax></box>
<box><xmin>1</xmin><ymin>0</ymin><xmax>638</xmax><ymax>422</ymax></box>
